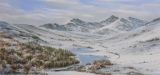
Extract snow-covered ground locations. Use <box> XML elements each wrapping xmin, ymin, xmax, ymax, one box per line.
<box><xmin>42</xmin><ymin>18</ymin><xmax>160</xmax><ymax>74</ymax></box>
<box><xmin>0</xmin><ymin>16</ymin><xmax>160</xmax><ymax>75</ymax></box>
<box><xmin>47</xmin><ymin>71</ymin><xmax>95</xmax><ymax>75</ymax></box>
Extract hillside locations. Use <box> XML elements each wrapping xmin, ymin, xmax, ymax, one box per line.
<box><xmin>0</xmin><ymin>16</ymin><xmax>160</xmax><ymax>75</ymax></box>
<box><xmin>0</xmin><ymin>32</ymin><xmax>79</xmax><ymax>74</ymax></box>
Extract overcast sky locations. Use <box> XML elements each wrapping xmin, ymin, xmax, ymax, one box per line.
<box><xmin>0</xmin><ymin>0</ymin><xmax>160</xmax><ymax>25</ymax></box>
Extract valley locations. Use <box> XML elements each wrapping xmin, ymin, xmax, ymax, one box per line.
<box><xmin>0</xmin><ymin>16</ymin><xmax>160</xmax><ymax>75</ymax></box>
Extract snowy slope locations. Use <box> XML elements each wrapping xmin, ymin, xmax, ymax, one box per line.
<box><xmin>100</xmin><ymin>15</ymin><xmax>119</xmax><ymax>25</ymax></box>
<box><xmin>0</xmin><ymin>16</ymin><xmax>160</xmax><ymax>74</ymax></box>
<box><xmin>94</xmin><ymin>16</ymin><xmax>147</xmax><ymax>35</ymax></box>
<box><xmin>0</xmin><ymin>21</ymin><xmax>35</xmax><ymax>39</ymax></box>
<box><xmin>98</xmin><ymin>17</ymin><xmax>160</xmax><ymax>74</ymax></box>
<box><xmin>40</xmin><ymin>15</ymin><xmax>146</xmax><ymax>36</ymax></box>
<box><xmin>40</xmin><ymin>18</ymin><xmax>103</xmax><ymax>32</ymax></box>
<box><xmin>101</xmin><ymin>17</ymin><xmax>160</xmax><ymax>53</ymax></box>
<box><xmin>47</xmin><ymin>71</ymin><xmax>95</xmax><ymax>75</ymax></box>
<box><xmin>40</xmin><ymin>23</ymin><xmax>67</xmax><ymax>31</ymax></box>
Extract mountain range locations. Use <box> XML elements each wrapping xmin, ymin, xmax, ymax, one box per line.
<box><xmin>40</xmin><ymin>15</ymin><xmax>147</xmax><ymax>34</ymax></box>
<box><xmin>0</xmin><ymin>15</ymin><xmax>160</xmax><ymax>74</ymax></box>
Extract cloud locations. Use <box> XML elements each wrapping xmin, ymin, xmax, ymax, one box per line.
<box><xmin>97</xmin><ymin>0</ymin><xmax>136</xmax><ymax>2</ymax></box>
<box><xmin>0</xmin><ymin>0</ymin><xmax>159</xmax><ymax>25</ymax></box>
<box><xmin>43</xmin><ymin>0</ymin><xmax>79</xmax><ymax>4</ymax></box>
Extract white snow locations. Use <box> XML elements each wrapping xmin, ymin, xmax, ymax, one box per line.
<box><xmin>47</xmin><ymin>71</ymin><xmax>95</xmax><ymax>75</ymax></box>
<box><xmin>1</xmin><ymin>17</ymin><xmax>160</xmax><ymax>74</ymax></box>
<box><xmin>15</xmin><ymin>20</ymin><xmax>160</xmax><ymax>74</ymax></box>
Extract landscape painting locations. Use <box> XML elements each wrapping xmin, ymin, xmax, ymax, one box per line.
<box><xmin>0</xmin><ymin>0</ymin><xmax>160</xmax><ymax>75</ymax></box>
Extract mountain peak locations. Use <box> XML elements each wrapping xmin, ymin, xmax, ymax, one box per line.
<box><xmin>40</xmin><ymin>23</ymin><xmax>67</xmax><ymax>31</ymax></box>
<box><xmin>70</xmin><ymin>18</ymin><xmax>85</xmax><ymax>24</ymax></box>
<box><xmin>110</xmin><ymin>15</ymin><xmax>119</xmax><ymax>19</ymax></box>
<box><xmin>107</xmin><ymin>15</ymin><xmax>119</xmax><ymax>21</ymax></box>
<box><xmin>101</xmin><ymin>15</ymin><xmax>119</xmax><ymax>25</ymax></box>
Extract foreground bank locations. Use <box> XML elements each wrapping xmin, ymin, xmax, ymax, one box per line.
<box><xmin>0</xmin><ymin>32</ymin><xmax>79</xmax><ymax>74</ymax></box>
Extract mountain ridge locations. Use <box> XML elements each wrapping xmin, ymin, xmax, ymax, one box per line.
<box><xmin>40</xmin><ymin>15</ymin><xmax>148</xmax><ymax>33</ymax></box>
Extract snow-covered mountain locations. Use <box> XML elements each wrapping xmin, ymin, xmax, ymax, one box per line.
<box><xmin>146</xmin><ymin>17</ymin><xmax>160</xmax><ymax>25</ymax></box>
<box><xmin>97</xmin><ymin>17</ymin><xmax>160</xmax><ymax>74</ymax></box>
<box><xmin>94</xmin><ymin>16</ymin><xmax>147</xmax><ymax>35</ymax></box>
<box><xmin>0</xmin><ymin>21</ymin><xmax>26</xmax><ymax>37</ymax></box>
<box><xmin>0</xmin><ymin>16</ymin><xmax>160</xmax><ymax>74</ymax></box>
<box><xmin>64</xmin><ymin>18</ymin><xmax>89</xmax><ymax>32</ymax></box>
<box><xmin>101</xmin><ymin>17</ymin><xmax>160</xmax><ymax>53</ymax></box>
<box><xmin>100</xmin><ymin>15</ymin><xmax>119</xmax><ymax>25</ymax></box>
<box><xmin>40</xmin><ymin>18</ymin><xmax>103</xmax><ymax>32</ymax></box>
<box><xmin>65</xmin><ymin>18</ymin><xmax>104</xmax><ymax>32</ymax></box>
<box><xmin>40</xmin><ymin>15</ymin><xmax>146</xmax><ymax>34</ymax></box>
<box><xmin>40</xmin><ymin>23</ymin><xmax>67</xmax><ymax>31</ymax></box>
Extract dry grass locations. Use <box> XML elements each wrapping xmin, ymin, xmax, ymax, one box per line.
<box><xmin>0</xmin><ymin>32</ymin><xmax>79</xmax><ymax>74</ymax></box>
